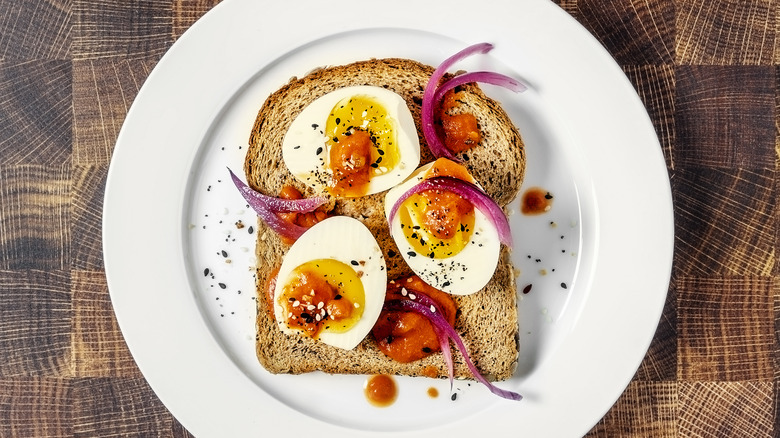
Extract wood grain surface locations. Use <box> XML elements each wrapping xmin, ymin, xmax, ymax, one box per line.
<box><xmin>0</xmin><ymin>0</ymin><xmax>777</xmax><ymax>436</ymax></box>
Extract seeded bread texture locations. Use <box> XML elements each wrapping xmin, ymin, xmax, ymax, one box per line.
<box><xmin>245</xmin><ymin>58</ymin><xmax>525</xmax><ymax>380</ymax></box>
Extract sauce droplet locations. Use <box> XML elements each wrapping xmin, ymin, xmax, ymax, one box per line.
<box><xmin>521</xmin><ymin>187</ymin><xmax>553</xmax><ymax>215</ymax></box>
<box><xmin>427</xmin><ymin>387</ymin><xmax>439</xmax><ymax>398</ymax></box>
<box><xmin>364</xmin><ymin>374</ymin><xmax>397</xmax><ymax>407</ymax></box>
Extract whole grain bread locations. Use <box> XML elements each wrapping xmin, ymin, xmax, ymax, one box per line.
<box><xmin>244</xmin><ymin>58</ymin><xmax>525</xmax><ymax>380</ymax></box>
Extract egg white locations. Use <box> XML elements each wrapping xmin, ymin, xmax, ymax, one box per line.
<box><xmin>384</xmin><ymin>163</ymin><xmax>501</xmax><ymax>295</ymax></box>
<box><xmin>273</xmin><ymin>216</ymin><xmax>387</xmax><ymax>350</ymax></box>
<box><xmin>281</xmin><ymin>85</ymin><xmax>420</xmax><ymax>196</ymax></box>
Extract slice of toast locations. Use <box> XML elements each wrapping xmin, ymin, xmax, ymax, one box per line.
<box><xmin>244</xmin><ymin>58</ymin><xmax>525</xmax><ymax>380</ymax></box>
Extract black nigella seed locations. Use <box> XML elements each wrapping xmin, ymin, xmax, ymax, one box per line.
<box><xmin>218</xmin><ymin>283</ymin><xmax>227</xmax><ymax>289</ymax></box>
<box><xmin>451</xmin><ymin>393</ymin><xmax>457</xmax><ymax>401</ymax></box>
<box><xmin>221</xmin><ymin>250</ymin><xmax>228</xmax><ymax>257</ymax></box>
<box><xmin>561</xmin><ymin>282</ymin><xmax>568</xmax><ymax>289</ymax></box>
<box><xmin>248</xmin><ymin>226</ymin><xmax>254</xmax><ymax>234</ymax></box>
<box><xmin>407</xmin><ymin>251</ymin><xmax>417</xmax><ymax>257</ymax></box>
<box><xmin>350</xmin><ymin>260</ymin><xmax>359</xmax><ymax>266</ymax></box>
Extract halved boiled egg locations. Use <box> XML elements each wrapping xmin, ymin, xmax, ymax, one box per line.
<box><xmin>384</xmin><ymin>159</ymin><xmax>501</xmax><ymax>295</ymax></box>
<box><xmin>273</xmin><ymin>216</ymin><xmax>387</xmax><ymax>349</ymax></box>
<box><xmin>282</xmin><ymin>85</ymin><xmax>420</xmax><ymax>198</ymax></box>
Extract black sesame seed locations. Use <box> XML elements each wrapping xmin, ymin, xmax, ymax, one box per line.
<box><xmin>203</xmin><ymin>268</ymin><xmax>210</xmax><ymax>277</ymax></box>
<box><xmin>218</xmin><ymin>283</ymin><xmax>227</xmax><ymax>289</ymax></box>
<box><xmin>561</xmin><ymin>282</ymin><xmax>568</xmax><ymax>289</ymax></box>
<box><xmin>522</xmin><ymin>284</ymin><xmax>532</xmax><ymax>294</ymax></box>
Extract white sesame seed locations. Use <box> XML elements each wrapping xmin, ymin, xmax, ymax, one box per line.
<box><xmin>317</xmin><ymin>301</ymin><xmax>324</xmax><ymax>309</ymax></box>
<box><xmin>401</xmin><ymin>288</ymin><xmax>408</xmax><ymax>296</ymax></box>
<box><xmin>409</xmin><ymin>293</ymin><xmax>416</xmax><ymax>300</ymax></box>
<box><xmin>292</xmin><ymin>301</ymin><xmax>300</xmax><ymax>307</ymax></box>
<box><xmin>307</xmin><ymin>304</ymin><xmax>316</xmax><ymax>311</ymax></box>
<box><xmin>430</xmin><ymin>305</ymin><xmax>436</xmax><ymax>312</ymax></box>
<box><xmin>354</xmin><ymin>303</ymin><xmax>360</xmax><ymax>308</ymax></box>
<box><xmin>315</xmin><ymin>314</ymin><xmax>322</xmax><ymax>321</ymax></box>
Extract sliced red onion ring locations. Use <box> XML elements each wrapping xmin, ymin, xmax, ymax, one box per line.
<box><xmin>228</xmin><ymin>167</ymin><xmax>327</xmax><ymax>241</ymax></box>
<box><xmin>410</xmin><ymin>291</ymin><xmax>455</xmax><ymax>390</ymax></box>
<box><xmin>384</xmin><ymin>297</ymin><xmax>522</xmax><ymax>401</ymax></box>
<box><xmin>422</xmin><ymin>43</ymin><xmax>494</xmax><ymax>159</ymax></box>
<box><xmin>433</xmin><ymin>71</ymin><xmax>527</xmax><ymax>103</ymax></box>
<box><xmin>228</xmin><ymin>168</ymin><xmax>326</xmax><ymax>213</ymax></box>
<box><xmin>388</xmin><ymin>176</ymin><xmax>512</xmax><ymax>248</ymax></box>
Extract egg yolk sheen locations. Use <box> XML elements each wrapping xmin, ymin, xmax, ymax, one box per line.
<box><xmin>278</xmin><ymin>259</ymin><xmax>365</xmax><ymax>339</ymax></box>
<box><xmin>326</xmin><ymin>95</ymin><xmax>401</xmax><ymax>197</ymax></box>
<box><xmin>398</xmin><ymin>159</ymin><xmax>476</xmax><ymax>259</ymax></box>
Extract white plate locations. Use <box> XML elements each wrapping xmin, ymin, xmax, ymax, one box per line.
<box><xmin>103</xmin><ymin>0</ymin><xmax>673</xmax><ymax>436</ymax></box>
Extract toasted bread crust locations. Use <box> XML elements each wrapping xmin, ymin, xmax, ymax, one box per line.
<box><xmin>245</xmin><ymin>58</ymin><xmax>524</xmax><ymax>380</ymax></box>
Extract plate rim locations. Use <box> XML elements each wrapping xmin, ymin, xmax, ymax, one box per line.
<box><xmin>103</xmin><ymin>0</ymin><xmax>674</xmax><ymax>436</ymax></box>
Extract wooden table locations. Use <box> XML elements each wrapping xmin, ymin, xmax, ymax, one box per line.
<box><xmin>0</xmin><ymin>0</ymin><xmax>776</xmax><ymax>436</ymax></box>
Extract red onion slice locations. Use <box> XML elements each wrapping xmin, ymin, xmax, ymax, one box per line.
<box><xmin>228</xmin><ymin>168</ymin><xmax>326</xmax><ymax>213</ymax></box>
<box><xmin>422</xmin><ymin>43</ymin><xmax>494</xmax><ymax>159</ymax></box>
<box><xmin>388</xmin><ymin>176</ymin><xmax>512</xmax><ymax>248</ymax></box>
<box><xmin>228</xmin><ymin>168</ymin><xmax>327</xmax><ymax>241</ymax></box>
<box><xmin>433</xmin><ymin>71</ymin><xmax>527</xmax><ymax>103</ymax></box>
<box><xmin>384</xmin><ymin>297</ymin><xmax>522</xmax><ymax>401</ymax></box>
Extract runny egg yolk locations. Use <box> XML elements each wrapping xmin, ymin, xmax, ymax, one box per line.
<box><xmin>278</xmin><ymin>259</ymin><xmax>365</xmax><ymax>339</ymax></box>
<box><xmin>398</xmin><ymin>158</ymin><xmax>476</xmax><ymax>259</ymax></box>
<box><xmin>326</xmin><ymin>95</ymin><xmax>400</xmax><ymax>197</ymax></box>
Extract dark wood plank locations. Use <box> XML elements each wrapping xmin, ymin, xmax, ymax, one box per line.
<box><xmin>72</xmin><ymin>57</ymin><xmax>157</xmax><ymax>165</ymax></box>
<box><xmin>0</xmin><ymin>165</ymin><xmax>71</xmax><ymax>270</ymax></box>
<box><xmin>675</xmin><ymin>66</ymin><xmax>775</xmax><ymax>169</ymax></box>
<box><xmin>72</xmin><ymin>0</ymin><xmax>172</xmax><ymax>60</ymax></box>
<box><xmin>677</xmin><ymin>276</ymin><xmax>774</xmax><ymax>381</ymax></box>
<box><xmin>172</xmin><ymin>0</ymin><xmax>221</xmax><ymax>41</ymax></box>
<box><xmin>678</xmin><ymin>382</ymin><xmax>775</xmax><ymax>437</ymax></box>
<box><xmin>72</xmin><ymin>377</ymin><xmax>190</xmax><ymax>438</ymax></box>
<box><xmin>0</xmin><ymin>378</ymin><xmax>72</xmax><ymax>438</ymax></box>
<box><xmin>71</xmin><ymin>165</ymin><xmax>107</xmax><ymax>269</ymax></box>
<box><xmin>585</xmin><ymin>382</ymin><xmax>678</xmax><ymax>437</ymax></box>
<box><xmin>72</xmin><ymin>270</ymin><xmax>140</xmax><ymax>377</ymax></box>
<box><xmin>573</xmin><ymin>0</ymin><xmax>675</xmax><ymax>64</ymax></box>
<box><xmin>672</xmin><ymin>167</ymin><xmax>775</xmax><ymax>276</ymax></box>
<box><xmin>0</xmin><ymin>270</ymin><xmax>71</xmax><ymax>376</ymax></box>
<box><xmin>634</xmin><ymin>281</ymin><xmax>677</xmax><ymax>381</ymax></box>
<box><xmin>0</xmin><ymin>60</ymin><xmax>72</xmax><ymax>166</ymax></box>
<box><xmin>0</xmin><ymin>0</ymin><xmax>71</xmax><ymax>60</ymax></box>
<box><xmin>675</xmin><ymin>0</ymin><xmax>776</xmax><ymax>65</ymax></box>
<box><xmin>623</xmin><ymin>64</ymin><xmax>676</xmax><ymax>169</ymax></box>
